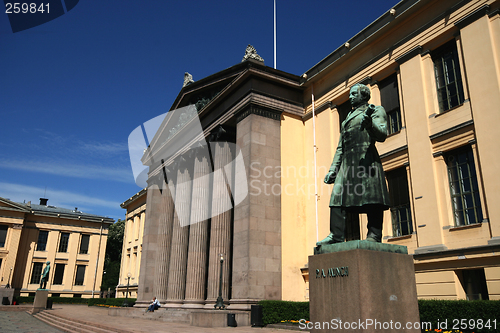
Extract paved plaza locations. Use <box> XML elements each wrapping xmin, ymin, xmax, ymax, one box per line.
<box><xmin>0</xmin><ymin>304</ymin><xmax>302</xmax><ymax>333</ymax></box>
<box><xmin>0</xmin><ymin>311</ymin><xmax>62</xmax><ymax>333</ymax></box>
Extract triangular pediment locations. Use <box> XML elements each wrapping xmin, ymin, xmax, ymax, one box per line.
<box><xmin>141</xmin><ymin>60</ymin><xmax>302</xmax><ymax>173</ymax></box>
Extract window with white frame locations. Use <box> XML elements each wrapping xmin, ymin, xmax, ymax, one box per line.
<box><xmin>432</xmin><ymin>40</ymin><xmax>465</xmax><ymax>112</ymax></box>
<box><xmin>445</xmin><ymin>146</ymin><xmax>483</xmax><ymax>226</ymax></box>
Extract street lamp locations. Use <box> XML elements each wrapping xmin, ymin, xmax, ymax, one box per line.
<box><xmin>214</xmin><ymin>253</ymin><xmax>225</xmax><ymax>310</ymax></box>
<box><xmin>5</xmin><ymin>267</ymin><xmax>12</xmax><ymax>289</ymax></box>
<box><xmin>122</xmin><ymin>273</ymin><xmax>131</xmax><ymax>307</ymax></box>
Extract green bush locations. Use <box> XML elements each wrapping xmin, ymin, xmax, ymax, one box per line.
<box><xmin>15</xmin><ymin>296</ymin><xmax>34</xmax><ymax>304</ymax></box>
<box><xmin>49</xmin><ymin>297</ymin><xmax>89</xmax><ymax>304</ymax></box>
<box><xmin>258</xmin><ymin>300</ymin><xmax>309</xmax><ymax>325</ymax></box>
<box><xmin>419</xmin><ymin>299</ymin><xmax>500</xmax><ymax>333</ymax></box>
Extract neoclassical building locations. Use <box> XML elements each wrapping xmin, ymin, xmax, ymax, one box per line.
<box><xmin>125</xmin><ymin>0</ymin><xmax>500</xmax><ymax>309</ymax></box>
<box><xmin>0</xmin><ymin>197</ymin><xmax>113</xmax><ymax>298</ymax></box>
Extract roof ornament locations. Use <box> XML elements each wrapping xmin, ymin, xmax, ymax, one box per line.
<box><xmin>183</xmin><ymin>72</ymin><xmax>194</xmax><ymax>87</ymax></box>
<box><xmin>242</xmin><ymin>44</ymin><xmax>264</xmax><ymax>63</ymax></box>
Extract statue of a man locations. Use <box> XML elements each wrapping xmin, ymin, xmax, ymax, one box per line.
<box><xmin>317</xmin><ymin>83</ymin><xmax>391</xmax><ymax>245</ymax></box>
<box><xmin>39</xmin><ymin>261</ymin><xmax>50</xmax><ymax>289</ymax></box>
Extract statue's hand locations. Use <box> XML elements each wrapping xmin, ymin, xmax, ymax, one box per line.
<box><xmin>360</xmin><ymin>113</ymin><xmax>372</xmax><ymax>130</ymax></box>
<box><xmin>324</xmin><ymin>172</ymin><xmax>336</xmax><ymax>184</ymax></box>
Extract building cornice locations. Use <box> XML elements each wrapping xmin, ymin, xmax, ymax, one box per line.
<box><xmin>120</xmin><ymin>188</ymin><xmax>147</xmax><ymax>209</ymax></box>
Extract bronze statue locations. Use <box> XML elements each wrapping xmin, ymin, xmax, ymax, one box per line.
<box><xmin>318</xmin><ymin>83</ymin><xmax>391</xmax><ymax>245</ymax></box>
<box><xmin>39</xmin><ymin>261</ymin><xmax>50</xmax><ymax>289</ymax></box>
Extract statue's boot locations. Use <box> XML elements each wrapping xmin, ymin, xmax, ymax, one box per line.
<box><xmin>316</xmin><ymin>207</ymin><xmax>347</xmax><ymax>246</ymax></box>
<box><xmin>316</xmin><ymin>232</ymin><xmax>344</xmax><ymax>246</ymax></box>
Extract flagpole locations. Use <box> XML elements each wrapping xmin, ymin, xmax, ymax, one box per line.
<box><xmin>274</xmin><ymin>0</ymin><xmax>276</xmax><ymax>69</ymax></box>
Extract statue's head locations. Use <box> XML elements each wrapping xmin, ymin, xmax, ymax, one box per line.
<box><xmin>46</xmin><ymin>261</ymin><xmax>50</xmax><ymax>264</ymax></box>
<box><xmin>349</xmin><ymin>83</ymin><xmax>371</xmax><ymax>107</ymax></box>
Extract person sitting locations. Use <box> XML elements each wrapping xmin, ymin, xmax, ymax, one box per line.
<box><xmin>146</xmin><ymin>297</ymin><xmax>160</xmax><ymax>312</ymax></box>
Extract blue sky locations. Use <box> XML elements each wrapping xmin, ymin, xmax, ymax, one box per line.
<box><xmin>0</xmin><ymin>0</ymin><xmax>399</xmax><ymax>221</ymax></box>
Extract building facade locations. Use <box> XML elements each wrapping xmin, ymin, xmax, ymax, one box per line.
<box><xmin>293</xmin><ymin>0</ymin><xmax>500</xmax><ymax>301</ymax></box>
<box><xmin>117</xmin><ymin>188</ymin><xmax>146</xmax><ymax>298</ymax></box>
<box><xmin>126</xmin><ymin>0</ymin><xmax>500</xmax><ymax>307</ymax></box>
<box><xmin>0</xmin><ymin>197</ymin><xmax>113</xmax><ymax>298</ymax></box>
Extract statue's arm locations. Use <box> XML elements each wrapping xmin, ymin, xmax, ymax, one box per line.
<box><xmin>366</xmin><ymin>105</ymin><xmax>388</xmax><ymax>142</ymax></box>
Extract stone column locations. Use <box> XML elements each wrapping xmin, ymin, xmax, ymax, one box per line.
<box><xmin>135</xmin><ymin>177</ymin><xmax>163</xmax><ymax>305</ymax></box>
<box><xmin>153</xmin><ymin>165</ymin><xmax>177</xmax><ymax>303</ymax></box>
<box><xmin>165</xmin><ymin>154</ymin><xmax>194</xmax><ymax>307</ymax></box>
<box><xmin>229</xmin><ymin>107</ymin><xmax>282</xmax><ymax>310</ymax></box>
<box><xmin>183</xmin><ymin>145</ymin><xmax>212</xmax><ymax>308</ymax></box>
<box><xmin>205</xmin><ymin>127</ymin><xmax>236</xmax><ymax>308</ymax></box>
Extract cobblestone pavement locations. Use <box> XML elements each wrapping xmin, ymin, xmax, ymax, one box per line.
<box><xmin>0</xmin><ymin>311</ymin><xmax>62</xmax><ymax>333</ymax></box>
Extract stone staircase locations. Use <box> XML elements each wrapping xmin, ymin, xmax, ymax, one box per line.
<box><xmin>33</xmin><ymin>310</ymin><xmax>134</xmax><ymax>333</ymax></box>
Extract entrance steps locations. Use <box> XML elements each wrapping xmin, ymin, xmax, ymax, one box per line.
<box><xmin>33</xmin><ymin>310</ymin><xmax>134</xmax><ymax>333</ymax></box>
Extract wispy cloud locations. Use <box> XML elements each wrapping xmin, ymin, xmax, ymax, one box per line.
<box><xmin>0</xmin><ymin>158</ymin><xmax>133</xmax><ymax>183</ymax></box>
<box><xmin>79</xmin><ymin>142</ymin><xmax>128</xmax><ymax>155</ymax></box>
<box><xmin>0</xmin><ymin>182</ymin><xmax>120</xmax><ymax>212</ymax></box>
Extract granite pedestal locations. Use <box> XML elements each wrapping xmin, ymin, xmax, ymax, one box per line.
<box><xmin>308</xmin><ymin>241</ymin><xmax>420</xmax><ymax>333</ymax></box>
<box><xmin>32</xmin><ymin>289</ymin><xmax>49</xmax><ymax>314</ymax></box>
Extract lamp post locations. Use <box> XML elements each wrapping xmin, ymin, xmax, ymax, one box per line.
<box><xmin>5</xmin><ymin>267</ymin><xmax>12</xmax><ymax>289</ymax></box>
<box><xmin>122</xmin><ymin>273</ymin><xmax>131</xmax><ymax>307</ymax></box>
<box><xmin>214</xmin><ymin>253</ymin><xmax>225</xmax><ymax>309</ymax></box>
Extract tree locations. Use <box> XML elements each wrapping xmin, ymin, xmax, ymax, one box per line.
<box><xmin>106</xmin><ymin>218</ymin><xmax>125</xmax><ymax>262</ymax></box>
<box><xmin>101</xmin><ymin>219</ymin><xmax>125</xmax><ymax>293</ymax></box>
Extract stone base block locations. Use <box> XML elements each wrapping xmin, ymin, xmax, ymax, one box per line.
<box><xmin>309</xmin><ymin>246</ymin><xmax>420</xmax><ymax>333</ymax></box>
<box><xmin>32</xmin><ymin>289</ymin><xmax>49</xmax><ymax>314</ymax></box>
<box><xmin>191</xmin><ymin>310</ymin><xmax>250</xmax><ymax>327</ymax></box>
<box><xmin>0</xmin><ymin>287</ymin><xmax>15</xmax><ymax>305</ymax></box>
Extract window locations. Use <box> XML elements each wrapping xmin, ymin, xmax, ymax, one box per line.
<box><xmin>432</xmin><ymin>40</ymin><xmax>465</xmax><ymax>112</ymax></box>
<box><xmin>337</xmin><ymin>100</ymin><xmax>352</xmax><ymax>131</ymax></box>
<box><xmin>386</xmin><ymin>167</ymin><xmax>413</xmax><ymax>236</ymax></box>
<box><xmin>0</xmin><ymin>225</ymin><xmax>7</xmax><ymax>247</ymax></box>
<box><xmin>79</xmin><ymin>234</ymin><xmax>90</xmax><ymax>254</ymax></box>
<box><xmin>74</xmin><ymin>265</ymin><xmax>86</xmax><ymax>285</ymax></box>
<box><xmin>379</xmin><ymin>74</ymin><xmax>402</xmax><ymax>134</ymax></box>
<box><xmin>446</xmin><ymin>146</ymin><xmax>483</xmax><ymax>226</ymax></box>
<box><xmin>457</xmin><ymin>269</ymin><xmax>489</xmax><ymax>300</ymax></box>
<box><xmin>30</xmin><ymin>262</ymin><xmax>43</xmax><ymax>284</ymax></box>
<box><xmin>36</xmin><ymin>230</ymin><xmax>49</xmax><ymax>251</ymax></box>
<box><xmin>52</xmin><ymin>264</ymin><xmax>65</xmax><ymax>285</ymax></box>
<box><xmin>58</xmin><ymin>232</ymin><xmax>70</xmax><ymax>252</ymax></box>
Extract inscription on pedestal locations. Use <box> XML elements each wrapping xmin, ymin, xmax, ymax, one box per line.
<box><xmin>315</xmin><ymin>266</ymin><xmax>349</xmax><ymax>278</ymax></box>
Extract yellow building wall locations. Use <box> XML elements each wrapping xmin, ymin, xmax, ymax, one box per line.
<box><xmin>0</xmin><ymin>211</ymin><xmax>24</xmax><ymax>288</ymax></box>
<box><xmin>281</xmin><ymin>0</ymin><xmax>500</xmax><ymax>301</ymax></box>
<box><xmin>118</xmin><ymin>191</ymin><xmax>146</xmax><ymax>298</ymax></box>
<box><xmin>459</xmin><ymin>13</ymin><xmax>500</xmax><ymax>237</ymax></box>
<box><xmin>15</xmin><ymin>216</ymin><xmax>109</xmax><ymax>298</ymax></box>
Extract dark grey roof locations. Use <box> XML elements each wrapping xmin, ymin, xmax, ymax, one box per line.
<box><xmin>26</xmin><ymin>203</ymin><xmax>114</xmax><ymax>224</ymax></box>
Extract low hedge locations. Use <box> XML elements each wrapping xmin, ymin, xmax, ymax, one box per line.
<box><xmin>258</xmin><ymin>300</ymin><xmax>309</xmax><ymax>325</ymax></box>
<box><xmin>419</xmin><ymin>299</ymin><xmax>500</xmax><ymax>333</ymax></box>
<box><xmin>258</xmin><ymin>299</ymin><xmax>500</xmax><ymax>331</ymax></box>
<box><xmin>15</xmin><ymin>296</ymin><xmax>34</xmax><ymax>304</ymax></box>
